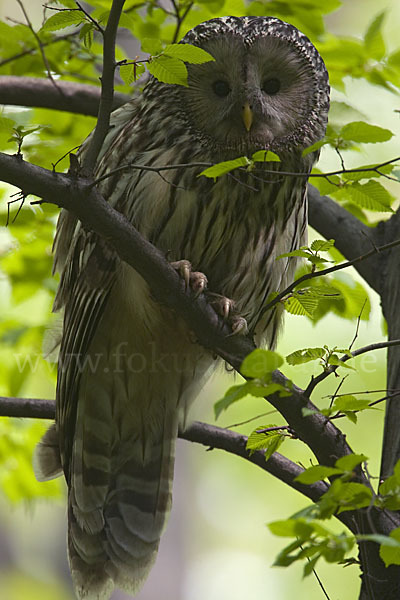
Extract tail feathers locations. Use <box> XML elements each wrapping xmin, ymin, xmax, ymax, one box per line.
<box><xmin>68</xmin><ymin>414</ymin><xmax>178</xmax><ymax>600</ymax></box>
<box><xmin>33</xmin><ymin>423</ymin><xmax>63</xmax><ymax>482</ymax></box>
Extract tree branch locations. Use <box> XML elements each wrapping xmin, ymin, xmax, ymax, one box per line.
<box><xmin>82</xmin><ymin>0</ymin><xmax>126</xmax><ymax>174</ymax></box>
<box><xmin>0</xmin><ymin>394</ymin><xmax>329</xmax><ymax>504</ymax></box>
<box><xmin>0</xmin><ymin>76</ymin><xmax>129</xmax><ymax>116</ymax></box>
<box><xmin>307</xmin><ymin>185</ymin><xmax>381</xmax><ymax>293</ymax></box>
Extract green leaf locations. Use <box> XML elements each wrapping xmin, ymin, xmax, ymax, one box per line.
<box><xmin>335</xmin><ymin>454</ymin><xmax>368</xmax><ymax>472</ymax></box>
<box><xmin>141</xmin><ymin>37</ymin><xmax>163</xmax><ymax>55</ymax></box>
<box><xmin>327</xmin><ymin>354</ymin><xmax>355</xmax><ymax>370</ymax></box>
<box><xmin>301</xmin><ymin>286</ymin><xmax>342</xmax><ymax>300</ymax></box>
<box><xmin>251</xmin><ymin>150</ymin><xmax>280</xmax><ymax>162</ymax></box>
<box><xmin>79</xmin><ymin>22</ymin><xmax>93</xmax><ymax>49</ymax></box>
<box><xmin>199</xmin><ymin>156</ymin><xmax>250</xmax><ymax>179</ymax></box>
<box><xmin>286</xmin><ymin>347</ymin><xmax>326</xmax><ymax>366</ymax></box>
<box><xmin>42</xmin><ymin>11</ymin><xmax>86</xmax><ymax>32</ymax></box>
<box><xmin>340</xmin><ymin>121</ymin><xmax>393</xmax><ymax>143</ymax></box>
<box><xmin>0</xmin><ymin>116</ymin><xmax>16</xmax><ymax>131</ymax></box>
<box><xmin>246</xmin><ymin>425</ymin><xmax>286</xmax><ymax>460</ymax></box>
<box><xmin>364</xmin><ymin>12</ymin><xmax>386</xmax><ymax>60</ymax></box>
<box><xmin>163</xmin><ymin>43</ymin><xmax>214</xmax><ymax>64</ymax></box>
<box><xmin>277</xmin><ymin>249</ymin><xmax>311</xmax><ymax>260</ymax></box>
<box><xmin>213</xmin><ymin>380</ymin><xmax>286</xmax><ymax>418</ymax></box>
<box><xmin>119</xmin><ymin>62</ymin><xmax>144</xmax><ymax>85</ymax></box>
<box><xmin>335</xmin><ymin>180</ymin><xmax>394</xmax><ymax>213</ymax></box>
<box><xmin>379</xmin><ymin>528</ymin><xmax>400</xmax><ymax>567</ymax></box>
<box><xmin>214</xmin><ymin>384</ymin><xmax>249</xmax><ymax>418</ymax></box>
<box><xmin>341</xmin><ymin>162</ymin><xmax>394</xmax><ymax>183</ymax></box>
<box><xmin>241</xmin><ymin>349</ymin><xmax>283</xmax><ymax>378</ymax></box>
<box><xmin>302</xmin><ymin>139</ymin><xmax>329</xmax><ymax>156</ymax></box>
<box><xmin>333</xmin><ymin>396</ymin><xmax>370</xmax><ymax>412</ymax></box>
<box><xmin>284</xmin><ymin>291</ymin><xmax>319</xmax><ymax>318</ymax></box>
<box><xmin>148</xmin><ymin>55</ymin><xmax>188</xmax><ymax>86</ymax></box>
<box><xmin>310</xmin><ymin>239</ymin><xmax>335</xmax><ymax>252</ymax></box>
<box><xmin>268</xmin><ymin>519</ymin><xmax>314</xmax><ymax>538</ymax></box>
<box><xmin>336</xmin><ymin>482</ymin><xmax>373</xmax><ymax>513</ymax></box>
<box><xmin>295</xmin><ymin>465</ymin><xmax>342</xmax><ymax>484</ymax></box>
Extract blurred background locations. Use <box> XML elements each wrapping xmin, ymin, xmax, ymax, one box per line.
<box><xmin>0</xmin><ymin>0</ymin><xmax>399</xmax><ymax>598</ymax></box>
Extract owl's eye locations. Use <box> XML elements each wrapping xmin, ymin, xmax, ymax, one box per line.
<box><xmin>212</xmin><ymin>80</ymin><xmax>231</xmax><ymax>97</ymax></box>
<box><xmin>262</xmin><ymin>78</ymin><xmax>281</xmax><ymax>95</ymax></box>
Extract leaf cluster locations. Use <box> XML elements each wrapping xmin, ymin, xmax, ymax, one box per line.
<box><xmin>270</xmin><ymin>455</ymin><xmax>400</xmax><ymax>575</ymax></box>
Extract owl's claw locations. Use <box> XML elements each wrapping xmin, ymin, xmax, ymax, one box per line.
<box><xmin>171</xmin><ymin>260</ymin><xmax>208</xmax><ymax>297</ymax></box>
<box><xmin>190</xmin><ymin>271</ymin><xmax>208</xmax><ymax>297</ymax></box>
<box><xmin>207</xmin><ymin>293</ymin><xmax>248</xmax><ymax>335</ymax></box>
<box><xmin>229</xmin><ymin>316</ymin><xmax>248</xmax><ymax>336</ymax></box>
<box><xmin>171</xmin><ymin>259</ymin><xmax>191</xmax><ymax>288</ymax></box>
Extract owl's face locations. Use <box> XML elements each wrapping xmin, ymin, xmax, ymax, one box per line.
<box><xmin>178</xmin><ymin>17</ymin><xmax>329</xmax><ymax>156</ymax></box>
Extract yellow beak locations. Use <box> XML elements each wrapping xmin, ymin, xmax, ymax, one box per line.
<box><xmin>242</xmin><ymin>102</ymin><xmax>253</xmax><ymax>132</ymax></box>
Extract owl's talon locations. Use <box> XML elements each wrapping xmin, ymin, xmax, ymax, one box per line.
<box><xmin>206</xmin><ymin>293</ymin><xmax>246</xmax><ymax>335</ymax></box>
<box><xmin>171</xmin><ymin>260</ymin><xmax>207</xmax><ymax>296</ymax></box>
<box><xmin>190</xmin><ymin>272</ymin><xmax>208</xmax><ymax>297</ymax></box>
<box><xmin>171</xmin><ymin>259</ymin><xmax>192</xmax><ymax>289</ymax></box>
<box><xmin>230</xmin><ymin>316</ymin><xmax>248</xmax><ymax>336</ymax></box>
<box><xmin>208</xmin><ymin>293</ymin><xmax>235</xmax><ymax>320</ymax></box>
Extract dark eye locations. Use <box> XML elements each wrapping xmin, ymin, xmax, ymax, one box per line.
<box><xmin>212</xmin><ymin>80</ymin><xmax>231</xmax><ymax>97</ymax></box>
<box><xmin>262</xmin><ymin>78</ymin><xmax>281</xmax><ymax>95</ymax></box>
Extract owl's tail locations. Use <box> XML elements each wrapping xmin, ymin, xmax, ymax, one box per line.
<box><xmin>34</xmin><ymin>406</ymin><xmax>178</xmax><ymax>600</ymax></box>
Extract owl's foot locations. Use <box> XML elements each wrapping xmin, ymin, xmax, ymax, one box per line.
<box><xmin>171</xmin><ymin>259</ymin><xmax>208</xmax><ymax>297</ymax></box>
<box><xmin>207</xmin><ymin>293</ymin><xmax>248</xmax><ymax>336</ymax></box>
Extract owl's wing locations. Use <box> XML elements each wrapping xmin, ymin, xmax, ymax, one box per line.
<box><xmin>52</xmin><ymin>101</ymin><xmax>140</xmax><ymax>480</ymax></box>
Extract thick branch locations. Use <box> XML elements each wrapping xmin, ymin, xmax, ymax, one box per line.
<box><xmin>308</xmin><ymin>184</ymin><xmax>381</xmax><ymax>293</ymax></box>
<box><xmin>0</xmin><ymin>76</ymin><xmax>129</xmax><ymax>116</ymax></box>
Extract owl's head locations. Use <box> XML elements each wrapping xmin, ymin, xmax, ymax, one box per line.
<box><xmin>176</xmin><ymin>16</ymin><xmax>329</xmax><ymax>156</ymax></box>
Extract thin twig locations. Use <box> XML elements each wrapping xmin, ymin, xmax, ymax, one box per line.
<box><xmin>226</xmin><ymin>410</ymin><xmax>277</xmax><ymax>429</ymax></box>
<box><xmin>75</xmin><ymin>1</ymin><xmax>105</xmax><ymax>34</ymax></box>
<box><xmin>329</xmin><ymin>376</ymin><xmax>348</xmax><ymax>408</ymax></box>
<box><xmin>301</xmin><ymin>548</ymin><xmax>332</xmax><ymax>600</ymax></box>
<box><xmin>16</xmin><ymin>0</ymin><xmax>59</xmax><ymax>88</ymax></box>
<box><xmin>87</xmin><ymin>155</ymin><xmax>400</xmax><ymax>189</ymax></box>
<box><xmin>349</xmin><ymin>299</ymin><xmax>367</xmax><ymax>351</ymax></box>
<box><xmin>89</xmin><ymin>161</ymin><xmax>211</xmax><ymax>187</ymax></box>
<box><xmin>260</xmin><ymin>236</ymin><xmax>400</xmax><ymax>319</ymax></box>
<box><xmin>254</xmin><ymin>425</ymin><xmax>291</xmax><ymax>434</ymax></box>
<box><xmin>171</xmin><ymin>1</ymin><xmax>194</xmax><ymax>43</ymax></box>
<box><xmin>306</xmin><ymin>339</ymin><xmax>400</xmax><ymax>396</ymax></box>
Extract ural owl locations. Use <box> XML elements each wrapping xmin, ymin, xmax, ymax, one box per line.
<box><xmin>35</xmin><ymin>15</ymin><xmax>329</xmax><ymax>600</ymax></box>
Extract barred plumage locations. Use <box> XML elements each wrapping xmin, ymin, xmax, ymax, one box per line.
<box><xmin>34</xmin><ymin>16</ymin><xmax>329</xmax><ymax>599</ymax></box>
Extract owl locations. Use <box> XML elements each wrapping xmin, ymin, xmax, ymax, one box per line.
<box><xmin>34</xmin><ymin>15</ymin><xmax>329</xmax><ymax>600</ymax></box>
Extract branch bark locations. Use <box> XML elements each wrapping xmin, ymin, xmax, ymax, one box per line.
<box><xmin>0</xmin><ymin>76</ymin><xmax>129</xmax><ymax>116</ymax></box>
<box><xmin>380</xmin><ymin>210</ymin><xmax>400</xmax><ymax>479</ymax></box>
<box><xmin>307</xmin><ymin>184</ymin><xmax>381</xmax><ymax>293</ymax></box>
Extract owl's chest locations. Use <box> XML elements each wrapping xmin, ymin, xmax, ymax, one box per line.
<box><xmin>115</xmin><ymin>148</ymin><xmax>307</xmax><ymax>331</ymax></box>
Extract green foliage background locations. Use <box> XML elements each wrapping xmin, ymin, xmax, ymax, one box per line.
<box><xmin>0</xmin><ymin>0</ymin><xmax>399</xmax><ymax>598</ymax></box>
